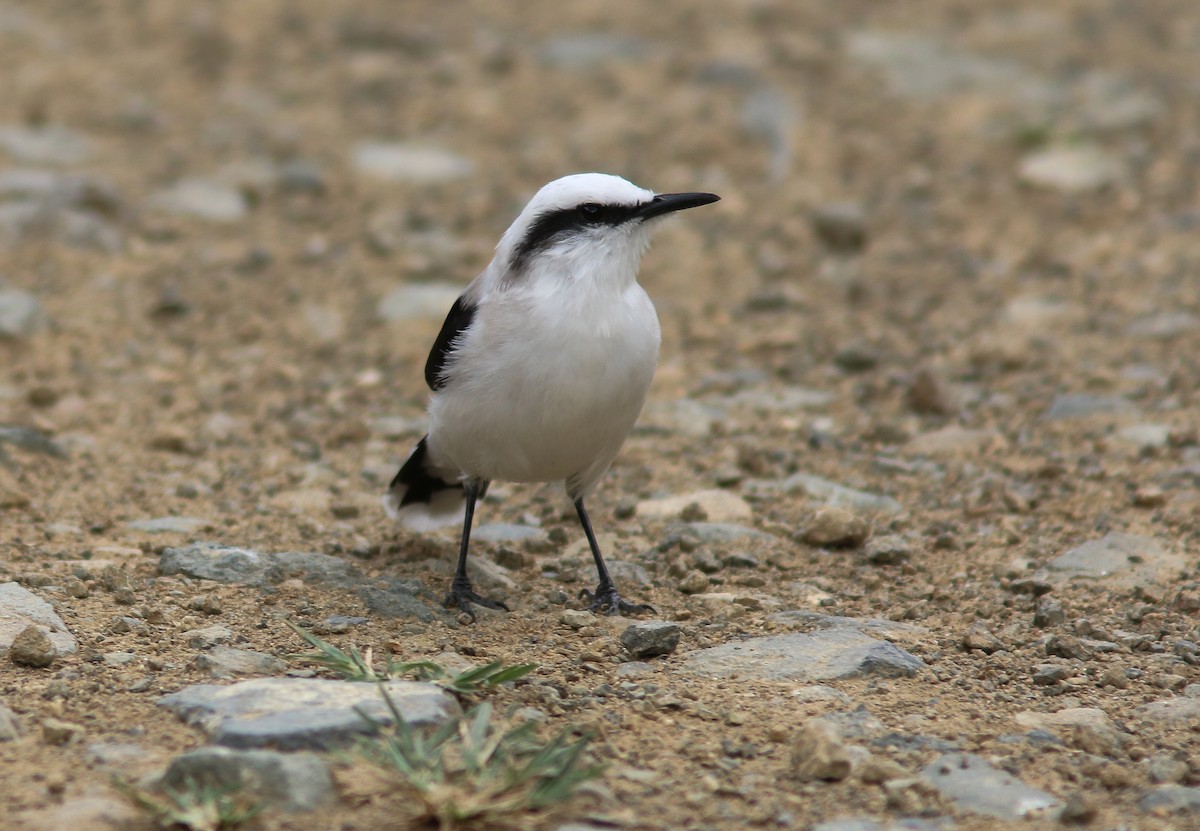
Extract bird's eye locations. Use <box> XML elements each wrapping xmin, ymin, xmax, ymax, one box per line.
<box><xmin>577</xmin><ymin>203</ymin><xmax>603</xmax><ymax>220</ymax></box>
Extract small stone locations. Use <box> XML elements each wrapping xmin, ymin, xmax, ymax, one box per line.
<box><xmin>677</xmin><ymin>570</ymin><xmax>710</xmax><ymax>594</ymax></box>
<box><xmin>636</xmin><ymin>489</ymin><xmax>753</xmax><ymax>522</ymax></box>
<box><xmin>1034</xmin><ymin>596</ymin><xmax>1066</xmax><ymax>628</ymax></box>
<box><xmin>42</xmin><ymin>717</ymin><xmax>84</xmax><ymax>745</ymax></box>
<box><xmin>9</xmin><ymin>624</ymin><xmax>56</xmax><ymax>667</ymax></box>
<box><xmin>559</xmin><ymin>610</ymin><xmax>595</xmax><ymax>630</ymax></box>
<box><xmin>857</xmin><ymin>756</ymin><xmax>908</xmax><ymax>784</ymax></box>
<box><xmin>962</xmin><ymin>623</ymin><xmax>1003</xmax><ymax>654</ymax></box>
<box><xmin>183</xmin><ymin>625</ymin><xmax>233</xmax><ymax>649</ymax></box>
<box><xmin>1147</xmin><ymin>754</ymin><xmax>1189</xmax><ymax>785</ymax></box>
<box><xmin>921</xmin><ymin>752</ymin><xmax>1062</xmax><ymax>819</ymax></box>
<box><xmin>1046</xmin><ymin>635</ymin><xmax>1091</xmax><ymax>660</ymax></box>
<box><xmin>377</xmin><ymin>282</ymin><xmax>463</xmax><ymax>322</ymax></box>
<box><xmin>0</xmin><ymin>702</ymin><xmax>22</xmax><ymax>741</ymax></box>
<box><xmin>810</xmin><ymin>203</ymin><xmax>867</xmax><ymax>253</ymax></box>
<box><xmin>1098</xmin><ymin>666</ymin><xmax>1131</xmax><ymax>689</ymax></box>
<box><xmin>1067</xmin><ymin>723</ymin><xmax>1124</xmax><ymax>758</ymax></box>
<box><xmin>1133</xmin><ymin>486</ymin><xmax>1167</xmax><ymax>508</ymax></box>
<box><xmin>791</xmin><ymin>719</ymin><xmax>853</xmax><ymax>781</ymax></box>
<box><xmin>160</xmin><ymin>746</ymin><xmax>333</xmax><ymax>812</ymax></box>
<box><xmin>194</xmin><ymin>646</ymin><xmax>286</xmax><ymax>679</ymax></box>
<box><xmin>1042</xmin><ymin>394</ymin><xmax>1138</xmax><ymax>421</ymax></box>
<box><xmin>1059</xmin><ymin>792</ymin><xmax>1098</xmax><ymax>825</ymax></box>
<box><xmin>1018</xmin><ymin>145</ymin><xmax>1124</xmax><ymax>193</ymax></box>
<box><xmin>620</xmin><ymin>621</ymin><xmax>682</xmax><ymax>659</ymax></box>
<box><xmin>353</xmin><ymin>143</ymin><xmax>473</xmax><ymax>184</ymax></box>
<box><xmin>906</xmin><ymin>368</ymin><xmax>958</xmax><ymax>415</ymax></box>
<box><xmin>1032</xmin><ymin>665</ymin><xmax>1069</xmax><ymax>686</ymax></box>
<box><xmin>800</xmin><ymin>506</ymin><xmax>870</xmax><ymax>548</ymax></box>
<box><xmin>0</xmin><ymin>289</ymin><xmax>46</xmax><ymax>339</ymax></box>
<box><xmin>63</xmin><ymin>577</ymin><xmax>89</xmax><ymax>599</ymax></box>
<box><xmin>832</xmin><ymin>342</ymin><xmax>880</xmax><ymax>373</ymax></box>
<box><xmin>863</xmin><ymin>535</ymin><xmax>910</xmax><ymax>565</ymax></box>
<box><xmin>149</xmin><ymin>179</ymin><xmax>248</xmax><ymax>223</ymax></box>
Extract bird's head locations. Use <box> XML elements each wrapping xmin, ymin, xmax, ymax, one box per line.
<box><xmin>494</xmin><ymin>173</ymin><xmax>719</xmax><ymax>289</ymax></box>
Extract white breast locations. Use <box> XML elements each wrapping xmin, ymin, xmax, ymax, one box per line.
<box><xmin>427</xmin><ymin>278</ymin><xmax>660</xmax><ymax>498</ymax></box>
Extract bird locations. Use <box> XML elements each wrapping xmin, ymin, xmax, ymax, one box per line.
<box><xmin>383</xmin><ymin>173</ymin><xmax>720</xmax><ymax>620</ymax></box>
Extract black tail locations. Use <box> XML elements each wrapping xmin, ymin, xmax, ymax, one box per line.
<box><xmin>388</xmin><ymin>436</ymin><xmax>461</xmax><ymax>508</ymax></box>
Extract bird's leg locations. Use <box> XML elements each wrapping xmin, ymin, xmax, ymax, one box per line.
<box><xmin>575</xmin><ymin>498</ymin><xmax>655</xmax><ymax>616</ymax></box>
<box><xmin>444</xmin><ymin>478</ymin><xmax>509</xmax><ymax>621</ymax></box>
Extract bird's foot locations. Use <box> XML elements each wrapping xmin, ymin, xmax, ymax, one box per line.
<box><xmin>444</xmin><ymin>578</ymin><xmax>509</xmax><ymax>622</ymax></box>
<box><xmin>579</xmin><ymin>584</ymin><xmax>655</xmax><ymax>616</ymax></box>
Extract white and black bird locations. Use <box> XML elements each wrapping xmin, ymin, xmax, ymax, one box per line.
<box><xmin>384</xmin><ymin>173</ymin><xmax>719</xmax><ymax>619</ymax></box>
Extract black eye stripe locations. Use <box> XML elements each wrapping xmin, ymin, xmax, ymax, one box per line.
<box><xmin>510</xmin><ymin>201</ymin><xmax>646</xmax><ymax>272</ymax></box>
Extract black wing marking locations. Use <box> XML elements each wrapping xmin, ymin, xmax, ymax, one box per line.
<box><xmin>424</xmin><ymin>294</ymin><xmax>477</xmax><ymax>390</ymax></box>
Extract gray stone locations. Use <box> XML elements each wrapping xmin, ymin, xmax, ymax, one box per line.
<box><xmin>767</xmin><ymin>473</ymin><xmax>902</xmax><ymax>514</ymax></box>
<box><xmin>811</xmin><ymin>203</ymin><xmax>867</xmax><ymax>253</ymax></box>
<box><xmin>620</xmin><ymin>622</ymin><xmax>682</xmax><ymax>659</ymax></box>
<box><xmin>800</xmin><ymin>506</ymin><xmax>871</xmax><ymax>548</ymax></box>
<box><xmin>0</xmin><ymin>125</ymin><xmax>93</xmax><ymax>164</ymax></box>
<box><xmin>1041</xmin><ymin>394</ymin><xmax>1138</xmax><ymax>421</ymax></box>
<box><xmin>377</xmin><ymin>282</ymin><xmax>462</xmax><ymax>322</ymax></box>
<box><xmin>536</xmin><ymin>33</ymin><xmax>648</xmax><ymax>69</ymax></box>
<box><xmin>160</xmin><ymin>543</ymin><xmax>365</xmax><ymax>590</ymax></box>
<box><xmin>353</xmin><ymin>143</ymin><xmax>473</xmax><ymax>184</ymax></box>
<box><xmin>864</xmin><ymin>535</ymin><xmax>911</xmax><ymax>565</ymax></box>
<box><xmin>149</xmin><ymin>179</ymin><xmax>248</xmax><ymax>222</ymax></box>
<box><xmin>127</xmin><ymin>516</ymin><xmax>212</xmax><ymax>534</ymax></box>
<box><xmin>102</xmin><ymin>651</ymin><xmax>137</xmax><ymax>667</ymax></box>
<box><xmin>679</xmin><ymin>522</ymin><xmax>777</xmax><ymax>545</ymax></box>
<box><xmin>0</xmin><ymin>582</ymin><xmax>76</xmax><ymax>656</ymax></box>
<box><xmin>681</xmin><ymin>629</ymin><xmax>923</xmax><ymax>682</ymax></box>
<box><xmin>1139</xmin><ymin>785</ymin><xmax>1200</xmax><ymax>815</ymax></box>
<box><xmin>1018</xmin><ymin>146</ymin><xmax>1124</xmax><ymax>193</ymax></box>
<box><xmin>1136</xmin><ymin>697</ymin><xmax>1200</xmax><ymax>726</ymax></box>
<box><xmin>358</xmin><ymin>579</ymin><xmax>440</xmax><ymax>622</ymax></box>
<box><xmin>636</xmin><ymin>489</ymin><xmax>752</xmax><ymax>522</ymax></box>
<box><xmin>1042</xmin><ymin>532</ymin><xmax>1186</xmax><ymax>589</ymax></box>
<box><xmin>182</xmin><ymin>625</ymin><xmax>233</xmax><ymax>649</ymax></box>
<box><xmin>0</xmin><ymin>701</ymin><xmax>21</xmax><ymax>740</ymax></box>
<box><xmin>1115</xmin><ymin>423</ymin><xmax>1171</xmax><ymax>450</ymax></box>
<box><xmin>158</xmin><ymin>677</ymin><xmax>460</xmax><ymax>751</ymax></box>
<box><xmin>723</xmin><ymin>386</ymin><xmax>835</xmax><ymax>413</ymax></box>
<box><xmin>813</xmin><ymin>820</ymin><xmax>950</xmax><ymax>831</ymax></box>
<box><xmin>473</xmin><ymin>523</ymin><xmax>547</xmax><ymax>544</ymax></box>
<box><xmin>921</xmin><ymin>753</ymin><xmax>1062</xmax><ymax>820</ymax></box>
<box><xmin>636</xmin><ymin>398</ymin><xmax>721</xmax><ymax>438</ymax></box>
<box><xmin>160</xmin><ymin>746</ymin><xmax>333</xmax><ymax>812</ymax></box>
<box><xmin>0</xmin><ymin>201</ymin><xmax>121</xmax><ymax>252</ymax></box>
<box><xmin>1128</xmin><ymin>312</ymin><xmax>1200</xmax><ymax>339</ymax></box>
<box><xmin>1077</xmin><ymin>71</ymin><xmax>1165</xmax><ymax>132</ymax></box>
<box><xmin>741</xmin><ymin>85</ymin><xmax>796</xmax><ymax>184</ymax></box>
<box><xmin>194</xmin><ymin>646</ymin><xmax>286</xmax><ymax>679</ymax></box>
<box><xmin>0</xmin><ymin>289</ymin><xmax>45</xmax><ymax>339</ymax></box>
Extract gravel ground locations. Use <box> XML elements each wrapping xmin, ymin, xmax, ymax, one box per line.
<box><xmin>2</xmin><ymin>2</ymin><xmax>1200</xmax><ymax>830</ymax></box>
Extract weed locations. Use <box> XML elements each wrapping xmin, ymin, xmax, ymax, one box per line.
<box><xmin>113</xmin><ymin>775</ymin><xmax>262</xmax><ymax>831</ymax></box>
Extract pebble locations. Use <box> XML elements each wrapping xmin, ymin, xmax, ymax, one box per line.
<box><xmin>864</xmin><ymin>537</ymin><xmax>907</xmax><ymax>564</ymax></box>
<box><xmin>1127</xmin><ymin>312</ymin><xmax>1200</xmax><ymax>340</ymax></box>
<box><xmin>8</xmin><ymin>623</ymin><xmax>56</xmax><ymax>667</ymax></box>
<box><xmin>536</xmin><ymin>33</ymin><xmax>648</xmax><ymax>69</ymax></box>
<box><xmin>158</xmin><ymin>677</ymin><xmax>460</xmax><ymax>750</ymax></box>
<box><xmin>682</xmin><ymin>627</ymin><xmax>923</xmax><ymax>681</ymax></box>
<box><xmin>1033</xmin><ymin>596</ymin><xmax>1066</xmax><ymax>627</ymax></box>
<box><xmin>1139</xmin><ymin>785</ymin><xmax>1200</xmax><ymax>815</ymax></box>
<box><xmin>1115</xmin><ymin>423</ymin><xmax>1171</xmax><ymax>450</ymax></box>
<box><xmin>635</xmin><ymin>489</ymin><xmax>752</xmax><ymax>522</ymax></box>
<box><xmin>921</xmin><ymin>752</ymin><xmax>1062</xmax><ymax>820</ymax></box>
<box><xmin>1041</xmin><ymin>394</ymin><xmax>1138</xmax><ymax>421</ymax></box>
<box><xmin>0</xmin><ymin>125</ymin><xmax>93</xmax><ymax>164</ymax></box>
<box><xmin>127</xmin><ymin>516</ymin><xmax>211</xmax><ymax>534</ymax></box>
<box><xmin>0</xmin><ymin>582</ymin><xmax>77</xmax><ymax>656</ymax></box>
<box><xmin>676</xmin><ymin>570</ymin><xmax>710</xmax><ymax>594</ymax></box>
<box><xmin>769</xmin><ymin>473</ymin><xmax>902</xmax><ymax>514</ymax></box>
<box><xmin>810</xmin><ymin>203</ymin><xmax>867</xmax><ymax>253</ymax></box>
<box><xmin>1136</xmin><ymin>697</ymin><xmax>1200</xmax><ymax>726</ymax></box>
<box><xmin>41</xmin><ymin>717</ymin><xmax>85</xmax><ymax>746</ymax></box>
<box><xmin>791</xmin><ymin>719</ymin><xmax>853</xmax><ymax>781</ymax></box>
<box><xmin>0</xmin><ymin>288</ymin><xmax>46</xmax><ymax>339</ymax></box>
<box><xmin>1018</xmin><ymin>145</ymin><xmax>1125</xmax><ymax>193</ymax></box>
<box><xmin>148</xmin><ymin>178</ymin><xmax>248</xmax><ymax>222</ymax></box>
<box><xmin>905</xmin><ymin>368</ymin><xmax>958</xmax><ymax>415</ymax></box>
<box><xmin>377</xmin><ymin>282</ymin><xmax>463</xmax><ymax>322</ymax></box>
<box><xmin>194</xmin><ymin>646</ymin><xmax>286</xmax><ymax>679</ymax></box>
<box><xmin>962</xmin><ymin>623</ymin><xmax>1003</xmax><ymax>654</ymax></box>
<box><xmin>904</xmin><ymin>426</ymin><xmax>1002</xmax><ymax>457</ymax></box>
<box><xmin>0</xmin><ymin>701</ymin><xmax>22</xmax><ymax>740</ymax></box>
<box><xmin>845</xmin><ymin>31</ymin><xmax>1036</xmax><ymax>100</ymax></box>
<box><xmin>160</xmin><ymin>746</ymin><xmax>333</xmax><ymax>812</ymax></box>
<box><xmin>620</xmin><ymin>621</ymin><xmax>682</xmax><ymax>659</ymax></box>
<box><xmin>352</xmin><ymin>143</ymin><xmax>473</xmax><ymax>183</ymax></box>
<box><xmin>800</xmin><ymin>506</ymin><xmax>871</xmax><ymax>548</ymax></box>
<box><xmin>560</xmin><ymin>610</ymin><xmax>596</xmax><ymax>630</ymax></box>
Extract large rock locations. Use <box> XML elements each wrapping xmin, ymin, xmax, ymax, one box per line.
<box><xmin>158</xmin><ymin>677</ymin><xmax>460</xmax><ymax>751</ymax></box>
<box><xmin>0</xmin><ymin>582</ymin><xmax>77</xmax><ymax>657</ymax></box>
<box><xmin>1040</xmin><ymin>533</ymin><xmax>1186</xmax><ymax>589</ymax></box>
<box><xmin>159</xmin><ymin>747</ymin><xmax>333</xmax><ymax>812</ymax></box>
<box><xmin>921</xmin><ymin>753</ymin><xmax>1062</xmax><ymax>820</ymax></box>
<box><xmin>159</xmin><ymin>543</ymin><xmax>364</xmax><ymax>590</ymax></box>
<box><xmin>681</xmin><ymin>628</ymin><xmax>923</xmax><ymax>681</ymax></box>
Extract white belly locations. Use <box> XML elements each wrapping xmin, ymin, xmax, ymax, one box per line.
<box><xmin>428</xmin><ymin>283</ymin><xmax>660</xmax><ymax>496</ymax></box>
